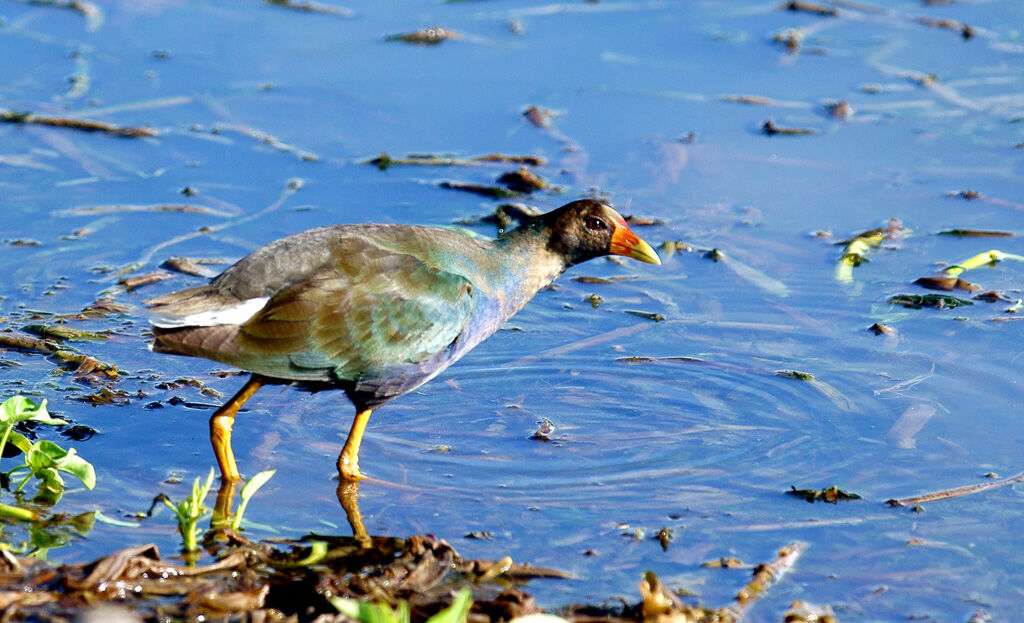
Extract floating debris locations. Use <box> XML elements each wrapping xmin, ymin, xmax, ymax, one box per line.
<box><xmin>22</xmin><ymin>324</ymin><xmax>107</xmax><ymax>342</ymax></box>
<box><xmin>948</xmin><ymin>189</ymin><xmax>981</xmax><ymax>199</ymax></box>
<box><xmin>57</xmin><ymin>203</ymin><xmax>236</xmax><ymax>217</ymax></box>
<box><xmin>702</xmin><ymin>557</ymin><xmax>745</xmax><ymax>569</ymax></box>
<box><xmin>888</xmin><ymin>293</ymin><xmax>973</xmax><ymax>309</ymax></box>
<box><xmin>655</xmin><ymin>526</ymin><xmax>673</xmax><ymax>551</ymax></box>
<box><xmin>784</xmin><ymin>601</ymin><xmax>838</xmax><ymax>623</ymax></box>
<box><xmin>937</xmin><ymin>229</ymin><xmax>1013</xmax><ymax>238</ymax></box>
<box><xmin>888</xmin><ymin>471</ymin><xmax>1024</xmax><ymax>508</ymax></box>
<box><xmin>973</xmin><ymin>290</ymin><xmax>1009</xmax><ymax>303</ymax></box>
<box><xmin>782</xmin><ymin>0</ymin><xmax>838</xmax><ymax>16</ymax></box>
<box><xmin>74</xmin><ymin>386</ymin><xmax>130</xmax><ymax>406</ymax></box>
<box><xmin>497</xmin><ymin>167</ymin><xmax>547</xmax><ymax>193</ymax></box>
<box><xmin>624</xmin><ymin>215</ymin><xmax>664</xmax><ymax>226</ymax></box>
<box><xmin>824</xmin><ymin>100</ymin><xmax>853</xmax><ymax>120</ymax></box>
<box><xmin>624</xmin><ymin>310</ymin><xmax>664</xmax><ymax>322</ymax></box>
<box><xmin>530</xmin><ymin>418</ymin><xmax>555</xmax><ymax>441</ymax></box>
<box><xmin>914</xmin><ymin>15</ymin><xmax>974</xmax><ymax>39</ymax></box>
<box><xmin>0</xmin><ymin>108</ymin><xmax>155</xmax><ymax>137</ymax></box>
<box><xmin>914</xmin><ymin>250</ymin><xmax>1024</xmax><ymax>293</ymax></box>
<box><xmin>772</xmin><ymin>28</ymin><xmax>803</xmax><ymax>52</ymax></box>
<box><xmin>119</xmin><ymin>272</ymin><xmax>174</xmax><ymax>292</ymax></box>
<box><xmin>787</xmin><ymin>485</ymin><xmax>861</xmax><ymax>504</ymax></box>
<box><xmin>386</xmin><ymin>27</ymin><xmax>459</xmax><ymax>45</ymax></box>
<box><xmin>367</xmin><ymin>152</ymin><xmax>545</xmax><ymax>170</ymax></box>
<box><xmin>867</xmin><ymin>322</ymin><xmax>895</xmax><ymax>336</ymax></box>
<box><xmin>834</xmin><ymin>218</ymin><xmax>905</xmax><ymax>283</ymax></box>
<box><xmin>659</xmin><ymin>240</ymin><xmax>692</xmax><ymax>255</ymax></box>
<box><xmin>719</xmin><ymin>94</ymin><xmax>774</xmax><ymax>105</ymax></box>
<box><xmin>265</xmin><ymin>0</ymin><xmax>355</xmax><ymax>17</ymax></box>
<box><xmin>914</xmin><ymin>276</ymin><xmax>979</xmax><ymax>292</ymax></box>
<box><xmin>464</xmin><ymin>531</ymin><xmax>494</xmax><ymax>540</ymax></box>
<box><xmin>439</xmin><ymin>181</ymin><xmax>521</xmax><ymax>199</ymax></box>
<box><xmin>776</xmin><ymin>369</ymin><xmax>814</xmax><ymax>381</ymax></box>
<box><xmin>523</xmin><ymin>105</ymin><xmax>554</xmax><ymax>128</ymax></box>
<box><xmin>762</xmin><ymin>119</ymin><xmax>818</xmax><ymax>136</ymax></box>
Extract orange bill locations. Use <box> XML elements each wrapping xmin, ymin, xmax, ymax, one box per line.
<box><xmin>609</xmin><ymin>219</ymin><xmax>661</xmax><ymax>265</ymax></box>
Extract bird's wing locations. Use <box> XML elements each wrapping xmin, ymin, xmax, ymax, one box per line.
<box><xmin>236</xmin><ymin>235</ymin><xmax>475</xmax><ymax>381</ymax></box>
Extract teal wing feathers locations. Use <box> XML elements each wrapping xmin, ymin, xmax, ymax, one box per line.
<box><xmin>235</xmin><ymin>235</ymin><xmax>475</xmax><ymax>382</ymax></box>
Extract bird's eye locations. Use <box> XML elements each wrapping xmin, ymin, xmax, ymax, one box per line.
<box><xmin>585</xmin><ymin>217</ymin><xmax>606</xmax><ymax>231</ymax></box>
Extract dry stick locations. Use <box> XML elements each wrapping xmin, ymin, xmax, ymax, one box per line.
<box><xmin>0</xmin><ymin>109</ymin><xmax>156</xmax><ymax>137</ymax></box>
<box><xmin>887</xmin><ymin>471</ymin><xmax>1024</xmax><ymax>507</ymax></box>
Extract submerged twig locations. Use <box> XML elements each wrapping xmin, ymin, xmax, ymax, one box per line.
<box><xmin>887</xmin><ymin>471</ymin><xmax>1024</xmax><ymax>508</ymax></box>
<box><xmin>213</xmin><ymin>124</ymin><xmax>317</xmax><ymax>161</ymax></box>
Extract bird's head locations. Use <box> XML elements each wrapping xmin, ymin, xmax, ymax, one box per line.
<box><xmin>541</xmin><ymin>199</ymin><xmax>661</xmax><ymax>267</ymax></box>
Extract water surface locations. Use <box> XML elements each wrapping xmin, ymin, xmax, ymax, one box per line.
<box><xmin>1</xmin><ymin>1</ymin><xmax>1023</xmax><ymax>620</ymax></box>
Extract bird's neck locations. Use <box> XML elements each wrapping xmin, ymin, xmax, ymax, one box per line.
<box><xmin>490</xmin><ymin>223</ymin><xmax>567</xmax><ymax>315</ymax></box>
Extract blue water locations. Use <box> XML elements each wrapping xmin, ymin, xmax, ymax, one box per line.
<box><xmin>2</xmin><ymin>1</ymin><xmax>1024</xmax><ymax>620</ymax></box>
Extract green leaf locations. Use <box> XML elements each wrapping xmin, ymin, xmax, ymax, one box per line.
<box><xmin>0</xmin><ymin>397</ymin><xmax>65</xmax><ymax>426</ymax></box>
<box><xmin>328</xmin><ymin>598</ymin><xmax>408</xmax><ymax>623</ymax></box>
<box><xmin>23</xmin><ymin>440</ymin><xmax>96</xmax><ymax>491</ymax></box>
<box><xmin>7</xmin><ymin>432</ymin><xmax>32</xmax><ymax>455</ymax></box>
<box><xmin>232</xmin><ymin>469</ymin><xmax>275</xmax><ymax>530</ymax></box>
<box><xmin>239</xmin><ymin>469</ymin><xmax>275</xmax><ymax>501</ymax></box>
<box><xmin>52</xmin><ymin>448</ymin><xmax>96</xmax><ymax>490</ymax></box>
<box><xmin>426</xmin><ymin>589</ymin><xmax>472</xmax><ymax>623</ymax></box>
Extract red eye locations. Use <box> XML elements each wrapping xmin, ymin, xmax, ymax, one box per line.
<box><xmin>585</xmin><ymin>217</ymin><xmax>606</xmax><ymax>231</ymax></box>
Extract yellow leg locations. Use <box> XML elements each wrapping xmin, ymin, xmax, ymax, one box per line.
<box><xmin>210</xmin><ymin>375</ymin><xmax>263</xmax><ymax>482</ymax></box>
<box><xmin>337</xmin><ymin>408</ymin><xmax>372</xmax><ymax>481</ymax></box>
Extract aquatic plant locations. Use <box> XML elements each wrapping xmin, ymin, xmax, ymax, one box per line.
<box><xmin>0</xmin><ymin>396</ymin><xmax>95</xmax><ymax>519</ymax></box>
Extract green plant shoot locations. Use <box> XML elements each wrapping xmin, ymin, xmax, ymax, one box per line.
<box><xmin>162</xmin><ymin>467</ymin><xmax>215</xmax><ymax>552</ymax></box>
<box><xmin>331</xmin><ymin>587</ymin><xmax>472</xmax><ymax>623</ymax></box>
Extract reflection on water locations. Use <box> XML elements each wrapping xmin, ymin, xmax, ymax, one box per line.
<box><xmin>1</xmin><ymin>0</ymin><xmax>1024</xmax><ymax>618</ymax></box>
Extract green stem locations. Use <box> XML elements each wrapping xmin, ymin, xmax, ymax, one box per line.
<box><xmin>0</xmin><ymin>502</ymin><xmax>37</xmax><ymax>521</ymax></box>
<box><xmin>0</xmin><ymin>425</ymin><xmax>14</xmax><ymax>472</ymax></box>
<box><xmin>13</xmin><ymin>470</ymin><xmax>33</xmax><ymax>494</ymax></box>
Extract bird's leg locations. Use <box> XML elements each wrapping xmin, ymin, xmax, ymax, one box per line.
<box><xmin>336</xmin><ymin>480</ymin><xmax>371</xmax><ymax>548</ymax></box>
<box><xmin>210</xmin><ymin>375</ymin><xmax>263</xmax><ymax>482</ymax></box>
<box><xmin>337</xmin><ymin>408</ymin><xmax>372</xmax><ymax>481</ymax></box>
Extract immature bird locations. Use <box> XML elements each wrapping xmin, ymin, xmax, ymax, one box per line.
<box><xmin>146</xmin><ymin>199</ymin><xmax>660</xmax><ymax>481</ymax></box>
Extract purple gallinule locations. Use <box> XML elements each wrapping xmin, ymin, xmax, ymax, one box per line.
<box><xmin>147</xmin><ymin>199</ymin><xmax>660</xmax><ymax>482</ymax></box>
